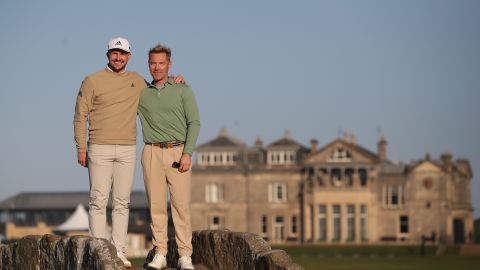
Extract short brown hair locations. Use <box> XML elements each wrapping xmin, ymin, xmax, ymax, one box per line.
<box><xmin>148</xmin><ymin>44</ymin><xmax>171</xmax><ymax>61</ymax></box>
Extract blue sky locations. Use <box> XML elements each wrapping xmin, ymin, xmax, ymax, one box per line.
<box><xmin>0</xmin><ymin>0</ymin><xmax>479</xmax><ymax>217</ymax></box>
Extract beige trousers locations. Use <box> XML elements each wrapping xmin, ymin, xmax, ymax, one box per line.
<box><xmin>142</xmin><ymin>144</ymin><xmax>192</xmax><ymax>257</ymax></box>
<box><xmin>87</xmin><ymin>143</ymin><xmax>136</xmax><ymax>253</ymax></box>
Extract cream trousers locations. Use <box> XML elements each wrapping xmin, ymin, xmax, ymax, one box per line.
<box><xmin>87</xmin><ymin>143</ymin><xmax>136</xmax><ymax>253</ymax></box>
<box><xmin>142</xmin><ymin>144</ymin><xmax>192</xmax><ymax>257</ymax></box>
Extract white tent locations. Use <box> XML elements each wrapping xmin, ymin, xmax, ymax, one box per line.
<box><xmin>55</xmin><ymin>204</ymin><xmax>89</xmax><ymax>231</ymax></box>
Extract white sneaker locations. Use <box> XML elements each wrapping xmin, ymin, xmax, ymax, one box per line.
<box><xmin>117</xmin><ymin>252</ymin><xmax>132</xmax><ymax>268</ymax></box>
<box><xmin>178</xmin><ymin>256</ymin><xmax>194</xmax><ymax>270</ymax></box>
<box><xmin>146</xmin><ymin>253</ymin><xmax>167</xmax><ymax>270</ymax></box>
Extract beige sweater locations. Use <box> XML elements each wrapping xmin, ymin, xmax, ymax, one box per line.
<box><xmin>74</xmin><ymin>69</ymin><xmax>147</xmax><ymax>151</ymax></box>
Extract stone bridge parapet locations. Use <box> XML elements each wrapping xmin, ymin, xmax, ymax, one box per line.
<box><xmin>0</xmin><ymin>230</ymin><xmax>303</xmax><ymax>270</ymax></box>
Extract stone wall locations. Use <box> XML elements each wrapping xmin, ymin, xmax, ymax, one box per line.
<box><xmin>0</xmin><ymin>234</ymin><xmax>124</xmax><ymax>270</ymax></box>
<box><xmin>147</xmin><ymin>229</ymin><xmax>304</xmax><ymax>270</ymax></box>
<box><xmin>1</xmin><ymin>230</ymin><xmax>303</xmax><ymax>270</ymax></box>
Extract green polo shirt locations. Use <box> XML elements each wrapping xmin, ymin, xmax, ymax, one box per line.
<box><xmin>138</xmin><ymin>78</ymin><xmax>200</xmax><ymax>155</ymax></box>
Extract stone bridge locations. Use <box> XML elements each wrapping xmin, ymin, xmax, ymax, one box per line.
<box><xmin>0</xmin><ymin>230</ymin><xmax>303</xmax><ymax>270</ymax></box>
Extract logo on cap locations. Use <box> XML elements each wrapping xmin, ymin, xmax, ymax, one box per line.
<box><xmin>108</xmin><ymin>37</ymin><xmax>131</xmax><ymax>53</ymax></box>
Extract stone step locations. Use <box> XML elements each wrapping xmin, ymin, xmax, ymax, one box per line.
<box><xmin>435</xmin><ymin>244</ymin><xmax>447</xmax><ymax>256</ymax></box>
<box><xmin>460</xmin><ymin>244</ymin><xmax>480</xmax><ymax>256</ymax></box>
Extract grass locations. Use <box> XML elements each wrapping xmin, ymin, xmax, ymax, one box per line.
<box><xmin>291</xmin><ymin>256</ymin><xmax>480</xmax><ymax>270</ymax></box>
<box><xmin>129</xmin><ymin>245</ymin><xmax>480</xmax><ymax>270</ymax></box>
<box><xmin>130</xmin><ymin>257</ymin><xmax>147</xmax><ymax>268</ymax></box>
<box><xmin>273</xmin><ymin>245</ymin><xmax>480</xmax><ymax>270</ymax></box>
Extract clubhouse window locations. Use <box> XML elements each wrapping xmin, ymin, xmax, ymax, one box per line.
<box><xmin>360</xmin><ymin>204</ymin><xmax>368</xmax><ymax>241</ymax></box>
<box><xmin>347</xmin><ymin>205</ymin><xmax>356</xmax><ymax>241</ymax></box>
<box><xmin>268</xmin><ymin>183</ymin><xmax>287</xmax><ymax>203</ymax></box>
<box><xmin>332</xmin><ymin>204</ymin><xmax>341</xmax><ymax>241</ymax></box>
<box><xmin>205</xmin><ymin>183</ymin><xmax>224</xmax><ymax>203</ymax></box>
<box><xmin>261</xmin><ymin>215</ymin><xmax>268</xmax><ymax>237</ymax></box>
<box><xmin>399</xmin><ymin>215</ymin><xmax>409</xmax><ymax>234</ymax></box>
<box><xmin>318</xmin><ymin>205</ymin><xmax>327</xmax><ymax>241</ymax></box>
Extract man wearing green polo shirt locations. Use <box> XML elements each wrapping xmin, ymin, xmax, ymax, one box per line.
<box><xmin>139</xmin><ymin>44</ymin><xmax>200</xmax><ymax>270</ymax></box>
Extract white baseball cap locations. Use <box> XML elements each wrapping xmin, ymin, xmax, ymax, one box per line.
<box><xmin>108</xmin><ymin>37</ymin><xmax>131</xmax><ymax>53</ymax></box>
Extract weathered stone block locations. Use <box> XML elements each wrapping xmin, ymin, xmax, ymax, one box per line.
<box><xmin>146</xmin><ymin>229</ymin><xmax>303</xmax><ymax>270</ymax></box>
<box><xmin>0</xmin><ymin>235</ymin><xmax>124</xmax><ymax>270</ymax></box>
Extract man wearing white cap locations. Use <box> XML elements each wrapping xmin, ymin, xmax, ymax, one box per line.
<box><xmin>73</xmin><ymin>37</ymin><xmax>183</xmax><ymax>268</ymax></box>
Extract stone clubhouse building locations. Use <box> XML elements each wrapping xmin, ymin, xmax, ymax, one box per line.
<box><xmin>0</xmin><ymin>128</ymin><xmax>474</xmax><ymax>247</ymax></box>
<box><xmin>191</xmin><ymin>129</ymin><xmax>474</xmax><ymax>245</ymax></box>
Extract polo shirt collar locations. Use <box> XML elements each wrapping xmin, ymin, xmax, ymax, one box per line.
<box><xmin>149</xmin><ymin>78</ymin><xmax>174</xmax><ymax>90</ymax></box>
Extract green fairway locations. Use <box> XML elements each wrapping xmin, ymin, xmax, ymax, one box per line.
<box><xmin>292</xmin><ymin>256</ymin><xmax>480</xmax><ymax>270</ymax></box>
<box><xmin>130</xmin><ymin>245</ymin><xmax>480</xmax><ymax>270</ymax></box>
<box><xmin>274</xmin><ymin>245</ymin><xmax>480</xmax><ymax>270</ymax></box>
